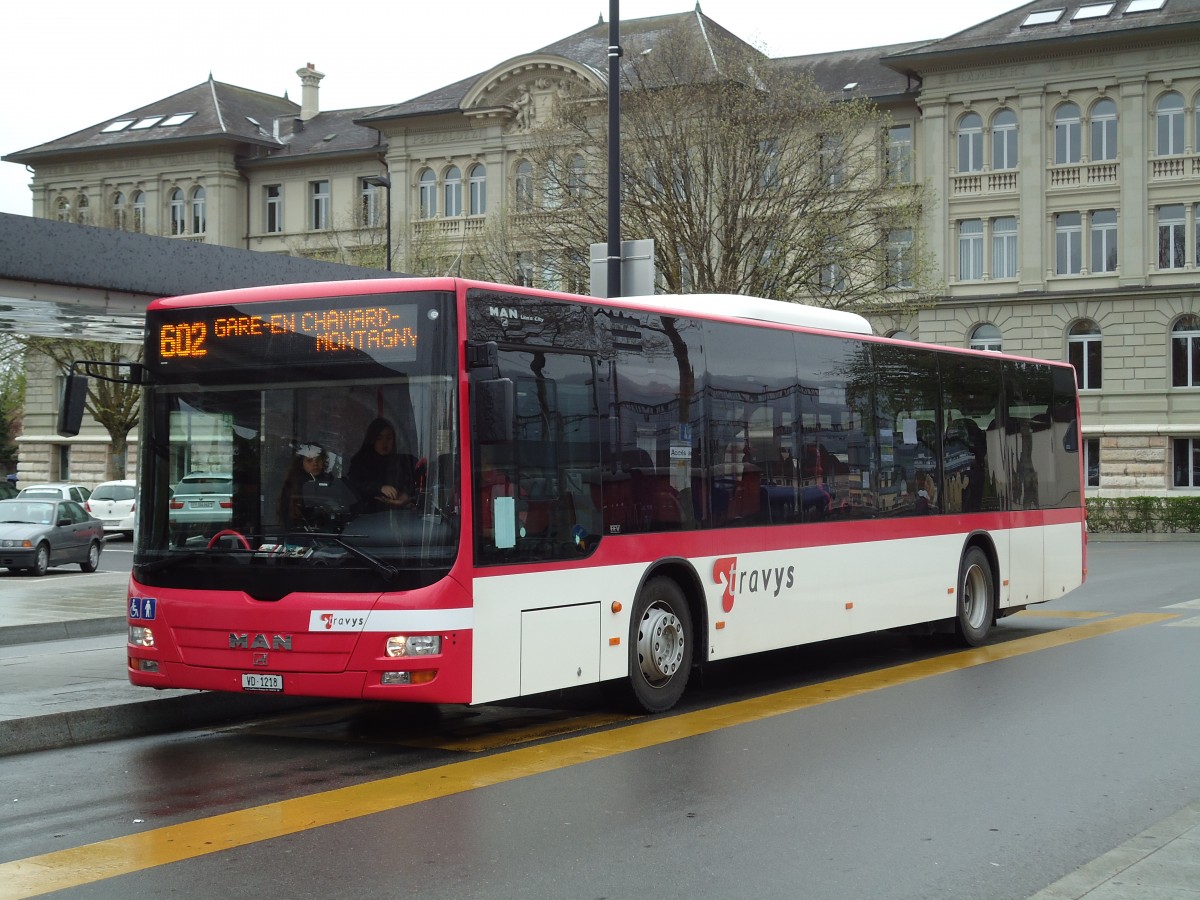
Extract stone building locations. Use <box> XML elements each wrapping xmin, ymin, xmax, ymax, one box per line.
<box><xmin>5</xmin><ymin>0</ymin><xmax>1200</xmax><ymax>496</ymax></box>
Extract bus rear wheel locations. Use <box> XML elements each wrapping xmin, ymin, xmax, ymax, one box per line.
<box><xmin>955</xmin><ymin>546</ymin><xmax>994</xmax><ymax>647</ymax></box>
<box><xmin>624</xmin><ymin>577</ymin><xmax>693</xmax><ymax>713</ymax></box>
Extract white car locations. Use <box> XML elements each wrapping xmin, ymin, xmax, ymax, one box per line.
<box><xmin>17</xmin><ymin>482</ymin><xmax>92</xmax><ymax>504</ymax></box>
<box><xmin>86</xmin><ymin>479</ymin><xmax>137</xmax><ymax>538</ymax></box>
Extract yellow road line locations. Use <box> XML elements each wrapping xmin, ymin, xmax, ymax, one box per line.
<box><xmin>1012</xmin><ymin>609</ymin><xmax>1110</xmax><ymax>619</ymax></box>
<box><xmin>0</xmin><ymin>612</ymin><xmax>1174</xmax><ymax>900</ymax></box>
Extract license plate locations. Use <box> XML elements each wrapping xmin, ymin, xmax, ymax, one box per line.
<box><xmin>192</xmin><ymin>500</ymin><xmax>214</xmax><ymax>509</ymax></box>
<box><xmin>241</xmin><ymin>673</ymin><xmax>283</xmax><ymax>692</ymax></box>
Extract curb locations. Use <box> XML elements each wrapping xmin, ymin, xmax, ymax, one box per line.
<box><xmin>0</xmin><ymin>691</ymin><xmax>331</xmax><ymax>757</ymax></box>
<box><xmin>0</xmin><ymin>616</ymin><xmax>126</xmax><ymax>647</ymax></box>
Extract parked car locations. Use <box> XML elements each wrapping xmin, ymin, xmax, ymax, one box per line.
<box><xmin>0</xmin><ymin>498</ymin><xmax>104</xmax><ymax>576</ymax></box>
<box><xmin>86</xmin><ymin>479</ymin><xmax>136</xmax><ymax>538</ymax></box>
<box><xmin>17</xmin><ymin>482</ymin><xmax>92</xmax><ymax>504</ymax></box>
<box><xmin>169</xmin><ymin>472</ymin><xmax>233</xmax><ymax>541</ymax></box>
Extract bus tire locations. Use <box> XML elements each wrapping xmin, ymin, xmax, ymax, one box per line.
<box><xmin>955</xmin><ymin>546</ymin><xmax>994</xmax><ymax>647</ymax></box>
<box><xmin>624</xmin><ymin>576</ymin><xmax>693</xmax><ymax>713</ymax></box>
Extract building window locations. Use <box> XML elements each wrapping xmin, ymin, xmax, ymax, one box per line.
<box><xmin>957</xmin><ymin>112</ymin><xmax>983</xmax><ymax>173</ymax></box>
<box><xmin>1090</xmin><ymin>209</ymin><xmax>1118</xmax><ymax>273</ymax></box>
<box><xmin>1090</xmin><ymin>99</ymin><xmax>1118</xmax><ymax>161</ymax></box>
<box><xmin>310</xmin><ymin>180</ymin><xmax>330</xmax><ymax>230</ymax></box>
<box><xmin>132</xmin><ymin>191</ymin><xmax>146</xmax><ymax>233</ymax></box>
<box><xmin>567</xmin><ymin>155</ymin><xmax>586</xmax><ymax>204</ymax></box>
<box><xmin>885</xmin><ymin>227</ymin><xmax>913</xmax><ymax>289</ymax></box>
<box><xmin>168</xmin><ymin>188</ymin><xmax>185</xmax><ymax>235</ymax></box>
<box><xmin>992</xmin><ymin>216</ymin><xmax>1018</xmax><ymax>278</ymax></box>
<box><xmin>1157</xmin><ymin>92</ymin><xmax>1185</xmax><ymax>155</ymax></box>
<box><xmin>1171</xmin><ymin>315</ymin><xmax>1200</xmax><ymax>387</ymax></box>
<box><xmin>820</xmin><ymin>135</ymin><xmax>845</xmax><ymax>186</ymax></box>
<box><xmin>1174</xmin><ymin>438</ymin><xmax>1200</xmax><ymax>487</ymax></box>
<box><xmin>359</xmin><ymin>178</ymin><xmax>383</xmax><ymax>227</ymax></box>
<box><xmin>1158</xmin><ymin>204</ymin><xmax>1186</xmax><ymax>269</ymax></box>
<box><xmin>516</xmin><ymin>251</ymin><xmax>535</xmax><ymax>287</ymax></box>
<box><xmin>1055</xmin><ymin>212</ymin><xmax>1083</xmax><ymax>275</ymax></box>
<box><xmin>991</xmin><ymin>109</ymin><xmax>1018</xmax><ymax>170</ymax></box>
<box><xmin>1054</xmin><ymin>103</ymin><xmax>1082</xmax><ymax>164</ymax></box>
<box><xmin>265</xmin><ymin>185</ymin><xmax>283</xmax><ymax>233</ymax></box>
<box><xmin>885</xmin><ymin>124</ymin><xmax>913</xmax><ymax>184</ymax></box>
<box><xmin>55</xmin><ymin>197</ymin><xmax>70</xmax><ymax>222</ymax></box>
<box><xmin>970</xmin><ymin>323</ymin><xmax>1002</xmax><ymax>352</ymax></box>
<box><xmin>468</xmin><ymin>164</ymin><xmax>487</xmax><ymax>215</ymax></box>
<box><xmin>75</xmin><ymin>195</ymin><xmax>90</xmax><ymax>226</ymax></box>
<box><xmin>515</xmin><ymin>160</ymin><xmax>534</xmax><ymax>211</ymax></box>
<box><xmin>418</xmin><ymin>169</ymin><xmax>437</xmax><ymax>219</ymax></box>
<box><xmin>1068</xmin><ymin>319</ymin><xmax>1102</xmax><ymax>390</ymax></box>
<box><xmin>190</xmin><ymin>187</ymin><xmax>206</xmax><ymax>235</ymax></box>
<box><xmin>1085</xmin><ymin>438</ymin><xmax>1100</xmax><ymax>488</ymax></box>
<box><xmin>958</xmin><ymin>219</ymin><xmax>983</xmax><ymax>280</ymax></box>
<box><xmin>444</xmin><ymin>166</ymin><xmax>462</xmax><ymax>217</ymax></box>
<box><xmin>111</xmin><ymin>192</ymin><xmax>126</xmax><ymax>231</ymax></box>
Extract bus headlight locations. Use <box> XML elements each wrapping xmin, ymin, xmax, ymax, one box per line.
<box><xmin>129</xmin><ymin>626</ymin><xmax>155</xmax><ymax>647</ymax></box>
<box><xmin>385</xmin><ymin>635</ymin><xmax>441</xmax><ymax>657</ymax></box>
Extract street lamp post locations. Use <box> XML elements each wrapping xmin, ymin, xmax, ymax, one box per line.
<box><xmin>364</xmin><ymin>174</ymin><xmax>392</xmax><ymax>271</ymax></box>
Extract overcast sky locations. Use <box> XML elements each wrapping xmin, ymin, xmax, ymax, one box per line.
<box><xmin>0</xmin><ymin>0</ymin><xmax>1022</xmax><ymax>216</ymax></box>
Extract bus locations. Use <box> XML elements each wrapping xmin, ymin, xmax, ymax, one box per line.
<box><xmin>108</xmin><ymin>277</ymin><xmax>1084</xmax><ymax>713</ymax></box>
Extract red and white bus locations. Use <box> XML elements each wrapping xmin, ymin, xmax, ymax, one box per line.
<box><xmin>120</xmin><ymin>278</ymin><xmax>1085</xmax><ymax>712</ymax></box>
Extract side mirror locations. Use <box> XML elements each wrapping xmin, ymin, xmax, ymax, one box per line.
<box><xmin>474</xmin><ymin>378</ymin><xmax>514</xmax><ymax>445</ymax></box>
<box><xmin>57</xmin><ymin>373</ymin><xmax>88</xmax><ymax>437</ymax></box>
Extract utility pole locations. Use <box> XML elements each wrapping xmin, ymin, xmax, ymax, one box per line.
<box><xmin>606</xmin><ymin>0</ymin><xmax>622</xmax><ymax>299</ymax></box>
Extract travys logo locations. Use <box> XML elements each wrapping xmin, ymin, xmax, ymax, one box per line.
<box><xmin>309</xmin><ymin>611</ymin><xmax>368</xmax><ymax>631</ymax></box>
<box><xmin>712</xmin><ymin>556</ymin><xmax>796</xmax><ymax>612</ymax></box>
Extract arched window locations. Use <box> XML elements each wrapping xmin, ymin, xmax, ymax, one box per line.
<box><xmin>111</xmin><ymin>192</ymin><xmax>126</xmax><ymax>230</ymax></box>
<box><xmin>468</xmin><ymin>164</ymin><xmax>486</xmax><ymax>215</ymax></box>
<box><xmin>1171</xmin><ymin>314</ymin><xmax>1200</xmax><ymax>387</ymax></box>
<box><xmin>190</xmin><ymin>187</ymin><xmax>206</xmax><ymax>235</ymax></box>
<box><xmin>957</xmin><ymin>112</ymin><xmax>983</xmax><ymax>173</ymax></box>
<box><xmin>418</xmin><ymin>169</ymin><xmax>437</xmax><ymax>219</ymax></box>
<box><xmin>169</xmin><ymin>188</ymin><xmax>185</xmax><ymax>235</ymax></box>
<box><xmin>1157</xmin><ymin>92</ymin><xmax>1185</xmax><ymax>155</ymax></box>
<box><xmin>991</xmin><ymin>109</ymin><xmax>1018</xmax><ymax>170</ymax></box>
<box><xmin>131</xmin><ymin>191</ymin><xmax>146</xmax><ymax>233</ymax></box>
<box><xmin>1054</xmin><ymin>103</ymin><xmax>1081</xmax><ymax>164</ymax></box>
<box><xmin>444</xmin><ymin>166</ymin><xmax>462</xmax><ymax>217</ymax></box>
<box><xmin>515</xmin><ymin>160</ymin><xmax>534</xmax><ymax>211</ymax></box>
<box><xmin>1068</xmin><ymin>320</ymin><xmax>1102</xmax><ymax>390</ymax></box>
<box><xmin>55</xmin><ymin>197</ymin><xmax>70</xmax><ymax>222</ymax></box>
<box><xmin>969</xmin><ymin>323</ymin><xmax>1002</xmax><ymax>352</ymax></box>
<box><xmin>75</xmin><ymin>194</ymin><xmax>90</xmax><ymax>225</ymax></box>
<box><xmin>1091</xmin><ymin>99</ymin><xmax>1117</xmax><ymax>161</ymax></box>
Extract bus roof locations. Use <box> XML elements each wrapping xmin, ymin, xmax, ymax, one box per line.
<box><xmin>616</xmin><ymin>294</ymin><xmax>874</xmax><ymax>335</ymax></box>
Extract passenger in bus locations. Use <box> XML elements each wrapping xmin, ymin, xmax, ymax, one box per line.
<box><xmin>346</xmin><ymin>417</ymin><xmax>417</xmax><ymax>512</ymax></box>
<box><xmin>278</xmin><ymin>443</ymin><xmax>334</xmax><ymax>529</ymax></box>
<box><xmin>915</xmin><ymin>472</ymin><xmax>936</xmax><ymax>514</ymax></box>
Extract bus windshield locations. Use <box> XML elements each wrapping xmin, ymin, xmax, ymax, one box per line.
<box><xmin>135</xmin><ymin>291</ymin><xmax>459</xmax><ymax>597</ymax></box>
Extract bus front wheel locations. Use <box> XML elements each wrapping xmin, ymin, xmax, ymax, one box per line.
<box><xmin>624</xmin><ymin>577</ymin><xmax>693</xmax><ymax>713</ymax></box>
<box><xmin>955</xmin><ymin>547</ymin><xmax>994</xmax><ymax>647</ymax></box>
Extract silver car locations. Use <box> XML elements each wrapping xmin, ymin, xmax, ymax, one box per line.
<box><xmin>169</xmin><ymin>472</ymin><xmax>233</xmax><ymax>541</ymax></box>
<box><xmin>0</xmin><ymin>498</ymin><xmax>104</xmax><ymax>576</ymax></box>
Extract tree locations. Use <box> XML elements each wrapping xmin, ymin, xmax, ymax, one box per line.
<box><xmin>22</xmin><ymin>338</ymin><xmax>142</xmax><ymax>479</ymax></box>
<box><xmin>0</xmin><ymin>334</ymin><xmax>25</xmax><ymax>472</ymax></box>
<box><xmin>519</xmin><ymin>20</ymin><xmax>935</xmax><ymax>313</ymax></box>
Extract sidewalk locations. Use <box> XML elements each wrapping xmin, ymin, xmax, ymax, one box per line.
<box><xmin>1</xmin><ymin>567</ymin><xmax>1197</xmax><ymax>898</ymax></box>
<box><xmin>0</xmin><ymin>570</ymin><xmax>316</xmax><ymax>756</ymax></box>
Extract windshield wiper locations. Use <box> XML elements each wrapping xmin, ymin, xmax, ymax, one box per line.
<box><xmin>277</xmin><ymin>532</ymin><xmax>399</xmax><ymax>582</ymax></box>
